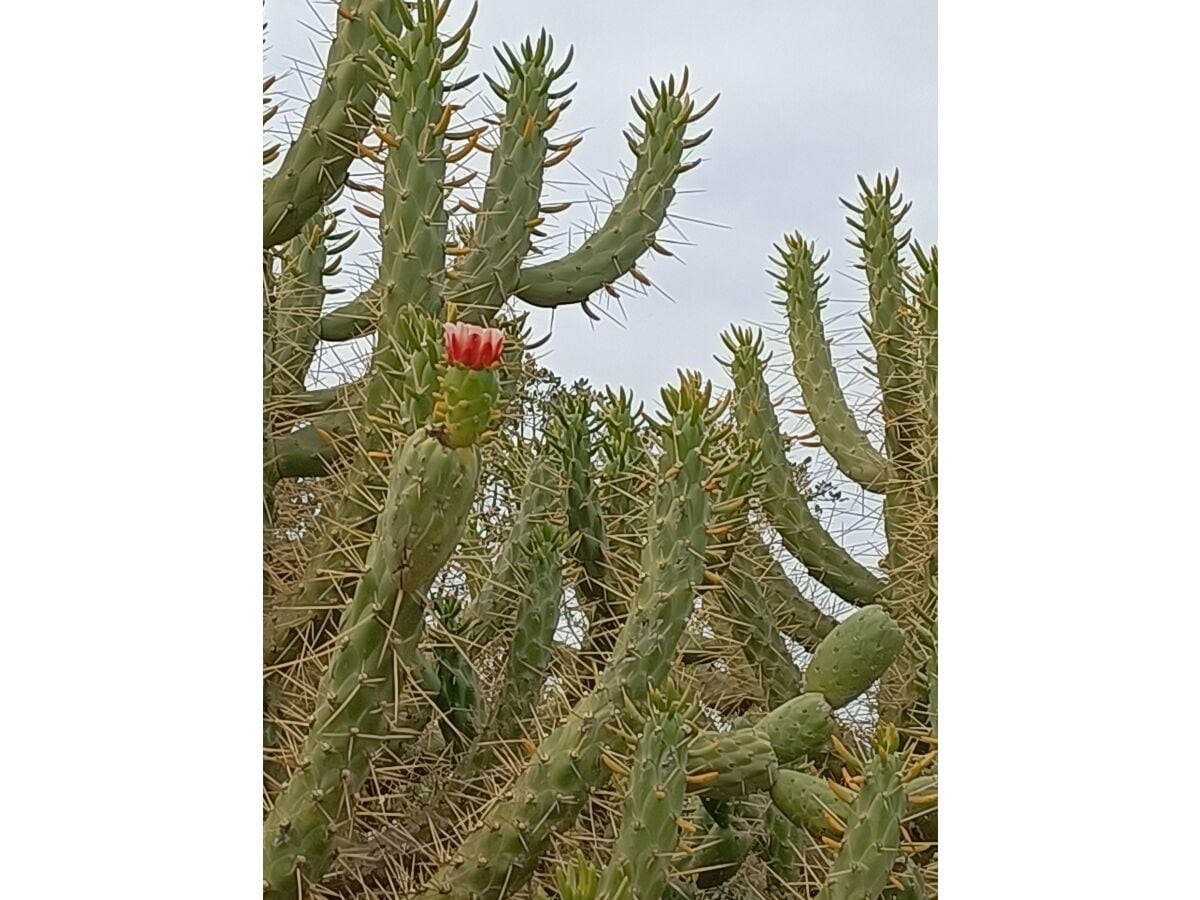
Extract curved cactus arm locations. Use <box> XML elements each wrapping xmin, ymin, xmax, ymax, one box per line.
<box><xmin>317</xmin><ymin>278</ymin><xmax>381</xmax><ymax>342</ymax></box>
<box><xmin>513</xmin><ymin>73</ymin><xmax>714</xmax><ymax>308</ymax></box>
<box><xmin>722</xmin><ymin>326</ymin><xmax>886</xmax><ymax>604</ymax></box>
<box><xmin>774</xmin><ymin>233</ymin><xmax>890</xmax><ymax>493</ymax></box>
<box><xmin>263</xmin><ymin>0</ymin><xmax>404</xmax><ymax>247</ymax></box>
<box><xmin>409</xmin><ymin>374</ymin><xmax>717</xmax><ymax>900</ymax></box>
<box><xmin>263</xmin><ymin>428</ymin><xmax>480</xmax><ymax>900</ymax></box>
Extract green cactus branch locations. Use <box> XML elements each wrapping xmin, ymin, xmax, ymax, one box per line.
<box><xmin>553</xmin><ymin>389</ymin><xmax>626</xmax><ymax>668</ymax></box>
<box><xmin>462</xmin><ymin>450</ymin><xmax>563</xmax><ymax>646</ymax></box>
<box><xmin>849</xmin><ymin>174</ymin><xmax>937</xmax><ymax>725</ymax></box>
<box><xmin>263</xmin><ymin>0</ymin><xmax>403</xmax><ymax>248</ymax></box>
<box><xmin>270</xmin><ymin>213</ymin><xmax>334</xmax><ymax>397</ymax></box>
<box><xmin>514</xmin><ymin>73</ymin><xmax>714</xmax><ymax>309</ymax></box>
<box><xmin>375</xmin><ymin>4</ymin><xmax>454</xmax><ymax>325</ymax></box>
<box><xmin>317</xmin><ymin>279</ymin><xmax>380</xmax><ymax>342</ymax></box>
<box><xmin>724</xmin><ymin>326</ymin><xmax>886</xmax><ymax>605</ymax></box>
<box><xmin>773</xmin><ymin>233</ymin><xmax>890</xmax><ymax>493</ymax></box>
<box><xmin>813</xmin><ymin>730</ymin><xmax>906</xmax><ymax>900</ymax></box>
<box><xmin>680</xmin><ymin>809</ymin><xmax>753</xmax><ymax>890</ymax></box>
<box><xmin>267</xmin><ymin>408</ymin><xmax>357</xmax><ymax>485</ymax></box>
<box><xmin>721</xmin><ymin>550</ymin><xmax>806</xmax><ymax>707</ymax></box>
<box><xmin>446</xmin><ymin>34</ymin><xmax>561</xmax><ymax>325</ymax></box>
<box><xmin>263</xmin><ymin>428</ymin><xmax>480</xmax><ymax>899</ymax></box>
<box><xmin>466</xmin><ymin>516</ymin><xmax>564</xmax><ymax>764</ymax></box>
<box><xmin>746</xmin><ymin>533</ymin><xmax>840</xmax><ymax>653</ymax></box>
<box><xmin>595</xmin><ymin>688</ymin><xmax>690</xmax><ymax>900</ymax></box>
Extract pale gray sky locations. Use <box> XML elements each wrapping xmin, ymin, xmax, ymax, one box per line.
<box><xmin>265</xmin><ymin>0</ymin><xmax>936</xmax><ymax>408</ymax></box>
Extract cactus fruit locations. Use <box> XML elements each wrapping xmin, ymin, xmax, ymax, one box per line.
<box><xmin>264</xmin><ymin>2</ymin><xmax>935</xmax><ymax>895</ymax></box>
<box><xmin>804</xmin><ymin>606</ymin><xmax>905</xmax><ymax>709</ymax></box>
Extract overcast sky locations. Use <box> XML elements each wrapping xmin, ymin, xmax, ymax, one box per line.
<box><xmin>265</xmin><ymin>0</ymin><xmax>936</xmax><ymax>411</ymax></box>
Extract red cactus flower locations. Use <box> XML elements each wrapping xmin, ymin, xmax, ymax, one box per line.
<box><xmin>443</xmin><ymin>322</ymin><xmax>505</xmax><ymax>370</ymax></box>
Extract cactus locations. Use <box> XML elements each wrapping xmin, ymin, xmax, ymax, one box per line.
<box><xmin>594</xmin><ymin>687</ymin><xmax>691</xmax><ymax>900</ymax></box>
<box><xmin>813</xmin><ymin>728</ymin><xmax>907</xmax><ymax>900</ymax></box>
<box><xmin>263</xmin><ymin>427</ymin><xmax>480</xmax><ymax>897</ymax></box>
<box><xmin>264</xmin><ymin>3</ymin><xmax>935</xmax><ymax>897</ymax></box>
